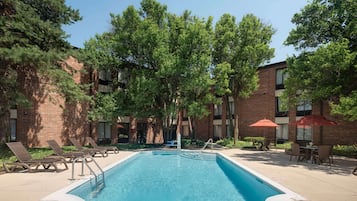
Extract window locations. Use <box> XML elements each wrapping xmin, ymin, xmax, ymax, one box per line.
<box><xmin>296</xmin><ymin>100</ymin><xmax>312</xmax><ymax>116</ymax></box>
<box><xmin>98</xmin><ymin>70</ymin><xmax>113</xmax><ymax>93</ymax></box>
<box><xmin>98</xmin><ymin>84</ymin><xmax>112</xmax><ymax>93</ymax></box>
<box><xmin>117</xmin><ymin>70</ymin><xmax>127</xmax><ymax>89</ymax></box>
<box><xmin>182</xmin><ymin>125</ymin><xmax>189</xmax><ymax>137</ymax></box>
<box><xmin>276</xmin><ymin>124</ymin><xmax>288</xmax><ymax>140</ymax></box>
<box><xmin>275</xmin><ymin>97</ymin><xmax>288</xmax><ymax>117</ymax></box>
<box><xmin>213</xmin><ymin>125</ymin><xmax>222</xmax><ymax>138</ymax></box>
<box><xmin>97</xmin><ymin>122</ymin><xmax>112</xmax><ymax>140</ymax></box>
<box><xmin>296</xmin><ymin>126</ymin><xmax>312</xmax><ymax>141</ymax></box>
<box><xmin>182</xmin><ymin>109</ymin><xmax>188</xmax><ymax>120</ymax></box>
<box><xmin>98</xmin><ymin>70</ymin><xmax>112</xmax><ymax>82</ymax></box>
<box><xmin>226</xmin><ymin>124</ymin><xmax>233</xmax><ymax>137</ymax></box>
<box><xmin>9</xmin><ymin>108</ymin><xmax>17</xmax><ymax>141</ymax></box>
<box><xmin>10</xmin><ymin>119</ymin><xmax>16</xmax><ymax>141</ymax></box>
<box><xmin>214</xmin><ymin>104</ymin><xmax>222</xmax><ymax>119</ymax></box>
<box><xmin>227</xmin><ymin>100</ymin><xmax>234</xmax><ymax>118</ymax></box>
<box><xmin>276</xmin><ymin>68</ymin><xmax>288</xmax><ymax>89</ymax></box>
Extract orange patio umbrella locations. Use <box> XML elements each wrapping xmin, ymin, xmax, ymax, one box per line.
<box><xmin>291</xmin><ymin>115</ymin><xmax>337</xmax><ymax>144</ymax></box>
<box><xmin>249</xmin><ymin>118</ymin><xmax>278</xmax><ymax>139</ymax></box>
<box><xmin>249</xmin><ymin>118</ymin><xmax>278</xmax><ymax>127</ymax></box>
<box><xmin>292</xmin><ymin>115</ymin><xmax>337</xmax><ymax>127</ymax></box>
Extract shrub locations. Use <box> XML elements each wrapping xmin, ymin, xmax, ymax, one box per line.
<box><xmin>333</xmin><ymin>144</ymin><xmax>357</xmax><ymax>158</ymax></box>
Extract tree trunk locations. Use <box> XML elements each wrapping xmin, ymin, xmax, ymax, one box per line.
<box><xmin>0</xmin><ymin>110</ymin><xmax>10</xmax><ymax>143</ymax></box>
<box><xmin>225</xmin><ymin>95</ymin><xmax>234</xmax><ymax>138</ymax></box>
<box><xmin>233</xmin><ymin>97</ymin><xmax>239</xmax><ymax>145</ymax></box>
<box><xmin>153</xmin><ymin>118</ymin><xmax>164</xmax><ymax>144</ymax></box>
<box><xmin>176</xmin><ymin>108</ymin><xmax>182</xmax><ymax>149</ymax></box>
<box><xmin>129</xmin><ymin>116</ymin><xmax>137</xmax><ymax>144</ymax></box>
<box><xmin>146</xmin><ymin>118</ymin><xmax>154</xmax><ymax>144</ymax></box>
<box><xmin>188</xmin><ymin>116</ymin><xmax>193</xmax><ymax>140</ymax></box>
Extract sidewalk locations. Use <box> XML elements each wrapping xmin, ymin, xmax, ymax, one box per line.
<box><xmin>0</xmin><ymin>149</ymin><xmax>356</xmax><ymax>201</ymax></box>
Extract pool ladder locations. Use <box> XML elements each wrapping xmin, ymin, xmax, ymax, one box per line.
<box><xmin>70</xmin><ymin>155</ymin><xmax>105</xmax><ymax>195</ymax></box>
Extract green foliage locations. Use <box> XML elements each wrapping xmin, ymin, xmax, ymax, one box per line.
<box><xmin>88</xmin><ymin>93</ymin><xmax>119</xmax><ymax>121</ymax></box>
<box><xmin>275</xmin><ymin>141</ymin><xmax>293</xmax><ymax>150</ymax></box>
<box><xmin>284</xmin><ymin>0</ymin><xmax>357</xmax><ymax>121</ymax></box>
<box><xmin>330</xmin><ymin>91</ymin><xmax>357</xmax><ymax>121</ymax></box>
<box><xmin>243</xmin><ymin>136</ymin><xmax>265</xmax><ymax>142</ymax></box>
<box><xmin>216</xmin><ymin>137</ymin><xmax>233</xmax><ymax>146</ymax></box>
<box><xmin>212</xmin><ymin>62</ymin><xmax>233</xmax><ymax>96</ymax></box>
<box><xmin>181</xmin><ymin>139</ymin><xmax>193</xmax><ymax>148</ymax></box>
<box><xmin>215</xmin><ymin>14</ymin><xmax>275</xmax><ymax>98</ymax></box>
<box><xmin>218</xmin><ymin>139</ymin><xmax>252</xmax><ymax>148</ymax></box>
<box><xmin>82</xmin><ymin>0</ymin><xmax>275</xmax><ymax>143</ymax></box>
<box><xmin>285</xmin><ymin>0</ymin><xmax>356</xmax><ymax>50</ymax></box>
<box><xmin>0</xmin><ymin>0</ymin><xmax>89</xmax><ymax>115</ymax></box>
<box><xmin>212</xmin><ymin>13</ymin><xmax>275</xmax><ymax>142</ymax></box>
<box><xmin>83</xmin><ymin>0</ymin><xmax>217</xmax><ymax>125</ymax></box>
<box><xmin>333</xmin><ymin>144</ymin><xmax>357</xmax><ymax>158</ymax></box>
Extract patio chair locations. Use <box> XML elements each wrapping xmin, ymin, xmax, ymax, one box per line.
<box><xmin>313</xmin><ymin>145</ymin><xmax>332</xmax><ymax>165</ymax></box>
<box><xmin>47</xmin><ymin>140</ymin><xmax>91</xmax><ymax>162</ymax></box>
<box><xmin>353</xmin><ymin>166</ymin><xmax>357</xmax><ymax>176</ymax></box>
<box><xmin>258</xmin><ymin>139</ymin><xmax>271</xmax><ymax>151</ymax></box>
<box><xmin>4</xmin><ymin>142</ymin><xmax>68</xmax><ymax>173</ymax></box>
<box><xmin>86</xmin><ymin>137</ymin><xmax>119</xmax><ymax>154</ymax></box>
<box><xmin>69</xmin><ymin>138</ymin><xmax>108</xmax><ymax>157</ymax></box>
<box><xmin>288</xmin><ymin>143</ymin><xmax>306</xmax><ymax>162</ymax></box>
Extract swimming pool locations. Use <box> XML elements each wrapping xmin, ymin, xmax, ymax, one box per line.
<box><xmin>42</xmin><ymin>150</ymin><xmax>305</xmax><ymax>201</ymax></box>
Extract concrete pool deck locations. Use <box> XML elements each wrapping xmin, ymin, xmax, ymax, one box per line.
<box><xmin>0</xmin><ymin>148</ymin><xmax>356</xmax><ymax>201</ymax></box>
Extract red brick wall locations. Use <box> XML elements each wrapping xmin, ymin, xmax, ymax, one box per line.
<box><xmin>192</xmin><ymin>61</ymin><xmax>357</xmax><ymax>145</ymax></box>
<box><xmin>238</xmin><ymin>64</ymin><xmax>279</xmax><ymax>141</ymax></box>
<box><xmin>314</xmin><ymin>101</ymin><xmax>357</xmax><ymax>145</ymax></box>
<box><xmin>15</xmin><ymin>57</ymin><xmax>91</xmax><ymax>147</ymax></box>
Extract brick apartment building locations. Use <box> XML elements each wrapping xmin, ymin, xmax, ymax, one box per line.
<box><xmin>1</xmin><ymin>59</ymin><xmax>356</xmax><ymax>147</ymax></box>
<box><xmin>0</xmin><ymin>57</ymin><xmax>94</xmax><ymax>147</ymax></box>
<box><xmin>188</xmin><ymin>61</ymin><xmax>357</xmax><ymax>145</ymax></box>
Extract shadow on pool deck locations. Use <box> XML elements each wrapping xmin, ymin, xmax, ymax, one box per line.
<box><xmin>220</xmin><ymin>148</ymin><xmax>357</xmax><ymax>201</ymax></box>
<box><xmin>227</xmin><ymin>149</ymin><xmax>356</xmax><ymax>176</ymax></box>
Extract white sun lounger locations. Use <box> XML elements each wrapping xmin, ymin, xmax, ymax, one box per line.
<box><xmin>165</xmin><ymin>140</ymin><xmax>177</xmax><ymax>147</ymax></box>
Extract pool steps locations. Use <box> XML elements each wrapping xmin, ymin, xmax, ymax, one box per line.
<box><xmin>70</xmin><ymin>155</ymin><xmax>105</xmax><ymax>196</ymax></box>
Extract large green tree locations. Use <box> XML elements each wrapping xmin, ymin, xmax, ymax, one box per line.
<box><xmin>0</xmin><ymin>0</ymin><xmax>91</xmax><ymax>141</ymax></box>
<box><xmin>213</xmin><ymin>14</ymin><xmax>275</xmax><ymax>143</ymax></box>
<box><xmin>0</xmin><ymin>0</ymin><xmax>90</xmax><ymax>114</ymax></box>
<box><xmin>167</xmin><ymin>12</ymin><xmax>215</xmax><ymax>142</ymax></box>
<box><xmin>83</xmin><ymin>0</ymin><xmax>215</xmax><ymax>144</ymax></box>
<box><xmin>284</xmin><ymin>0</ymin><xmax>357</xmax><ymax>121</ymax></box>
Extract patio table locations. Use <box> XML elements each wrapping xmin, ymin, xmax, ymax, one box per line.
<box><xmin>300</xmin><ymin>146</ymin><xmax>318</xmax><ymax>163</ymax></box>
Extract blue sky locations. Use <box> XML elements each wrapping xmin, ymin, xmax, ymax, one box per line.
<box><xmin>64</xmin><ymin>0</ymin><xmax>308</xmax><ymax>64</ymax></box>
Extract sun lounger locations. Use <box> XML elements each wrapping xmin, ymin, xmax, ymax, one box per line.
<box><xmin>86</xmin><ymin>137</ymin><xmax>119</xmax><ymax>154</ymax></box>
<box><xmin>4</xmin><ymin>142</ymin><xmax>68</xmax><ymax>173</ymax></box>
<box><xmin>47</xmin><ymin>140</ymin><xmax>91</xmax><ymax>162</ymax></box>
<box><xmin>69</xmin><ymin>138</ymin><xmax>108</xmax><ymax>157</ymax></box>
<box><xmin>165</xmin><ymin>140</ymin><xmax>178</xmax><ymax>147</ymax></box>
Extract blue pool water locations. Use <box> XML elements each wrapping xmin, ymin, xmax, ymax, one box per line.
<box><xmin>69</xmin><ymin>151</ymin><xmax>283</xmax><ymax>201</ymax></box>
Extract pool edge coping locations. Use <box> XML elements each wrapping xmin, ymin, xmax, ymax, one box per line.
<box><xmin>40</xmin><ymin>152</ymin><xmax>139</xmax><ymax>201</ymax></box>
<box><xmin>41</xmin><ymin>150</ymin><xmax>307</xmax><ymax>201</ymax></box>
<box><xmin>218</xmin><ymin>153</ymin><xmax>307</xmax><ymax>201</ymax></box>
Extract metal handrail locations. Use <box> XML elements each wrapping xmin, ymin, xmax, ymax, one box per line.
<box><xmin>201</xmin><ymin>138</ymin><xmax>214</xmax><ymax>150</ymax></box>
<box><xmin>70</xmin><ymin>155</ymin><xmax>105</xmax><ymax>188</ymax></box>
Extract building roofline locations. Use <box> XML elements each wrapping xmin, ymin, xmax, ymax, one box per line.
<box><xmin>258</xmin><ymin>60</ymin><xmax>287</xmax><ymax>69</ymax></box>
